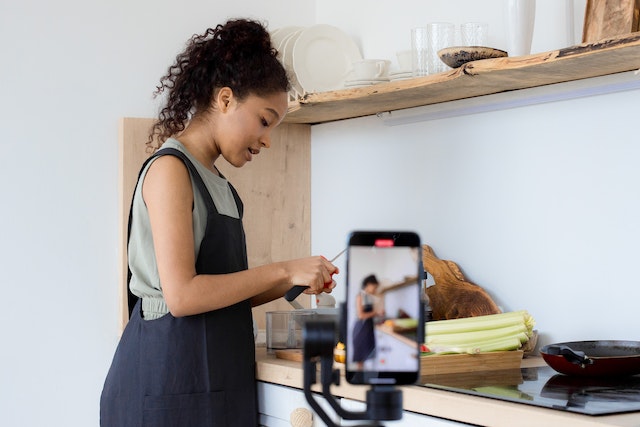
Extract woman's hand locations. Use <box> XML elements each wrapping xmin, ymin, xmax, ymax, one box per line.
<box><xmin>283</xmin><ymin>256</ymin><xmax>339</xmax><ymax>295</ymax></box>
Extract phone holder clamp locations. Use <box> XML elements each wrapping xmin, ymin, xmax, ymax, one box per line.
<box><xmin>301</xmin><ymin>319</ymin><xmax>403</xmax><ymax>427</ymax></box>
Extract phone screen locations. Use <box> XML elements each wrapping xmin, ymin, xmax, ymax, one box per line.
<box><xmin>345</xmin><ymin>231</ymin><xmax>422</xmax><ymax>385</ymax></box>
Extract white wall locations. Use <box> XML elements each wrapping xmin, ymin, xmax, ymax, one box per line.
<box><xmin>312</xmin><ymin>86</ymin><xmax>640</xmax><ymax>346</ymax></box>
<box><xmin>311</xmin><ymin>0</ymin><xmax>640</xmax><ymax>346</ymax></box>
<box><xmin>0</xmin><ymin>1</ymin><xmax>313</xmax><ymax>426</ymax></box>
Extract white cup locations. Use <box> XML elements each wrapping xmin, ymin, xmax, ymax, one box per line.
<box><xmin>351</xmin><ymin>59</ymin><xmax>391</xmax><ymax>80</ymax></box>
<box><xmin>396</xmin><ymin>50</ymin><xmax>412</xmax><ymax>71</ymax></box>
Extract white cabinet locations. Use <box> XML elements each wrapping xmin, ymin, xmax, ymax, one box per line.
<box><xmin>258</xmin><ymin>382</ymin><xmax>472</xmax><ymax>427</ymax></box>
<box><xmin>340</xmin><ymin>398</ymin><xmax>473</xmax><ymax>427</ymax></box>
<box><xmin>258</xmin><ymin>382</ymin><xmax>340</xmax><ymax>427</ymax></box>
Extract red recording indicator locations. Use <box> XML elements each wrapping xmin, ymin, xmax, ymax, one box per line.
<box><xmin>374</xmin><ymin>238</ymin><xmax>395</xmax><ymax>247</ymax></box>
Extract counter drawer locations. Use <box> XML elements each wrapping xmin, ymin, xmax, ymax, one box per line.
<box><xmin>340</xmin><ymin>398</ymin><xmax>475</xmax><ymax>426</ymax></box>
<box><xmin>258</xmin><ymin>381</ymin><xmax>339</xmax><ymax>427</ymax></box>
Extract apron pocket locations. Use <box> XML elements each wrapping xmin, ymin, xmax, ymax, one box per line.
<box><xmin>143</xmin><ymin>391</ymin><xmax>225</xmax><ymax>426</ymax></box>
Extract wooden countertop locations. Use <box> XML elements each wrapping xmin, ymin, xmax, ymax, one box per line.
<box><xmin>256</xmin><ymin>347</ymin><xmax>640</xmax><ymax>427</ymax></box>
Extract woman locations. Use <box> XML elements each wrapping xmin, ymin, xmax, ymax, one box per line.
<box><xmin>352</xmin><ymin>274</ymin><xmax>383</xmax><ymax>369</ymax></box>
<box><xmin>100</xmin><ymin>19</ymin><xmax>338</xmax><ymax>426</ymax></box>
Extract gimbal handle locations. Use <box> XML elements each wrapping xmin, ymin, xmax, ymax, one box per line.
<box><xmin>301</xmin><ymin>319</ymin><xmax>403</xmax><ymax>427</ymax></box>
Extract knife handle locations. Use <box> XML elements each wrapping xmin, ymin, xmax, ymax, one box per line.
<box><xmin>284</xmin><ymin>285</ymin><xmax>308</xmax><ymax>301</ymax></box>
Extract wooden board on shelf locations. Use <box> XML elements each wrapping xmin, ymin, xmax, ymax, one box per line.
<box><xmin>118</xmin><ymin>119</ymin><xmax>311</xmax><ymax>331</ymax></box>
<box><xmin>283</xmin><ymin>33</ymin><xmax>640</xmax><ymax>125</ymax></box>
<box><xmin>582</xmin><ymin>0</ymin><xmax>640</xmax><ymax>43</ymax></box>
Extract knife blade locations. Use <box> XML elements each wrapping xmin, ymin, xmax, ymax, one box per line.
<box><xmin>284</xmin><ymin>248</ymin><xmax>346</xmax><ymax>302</ymax></box>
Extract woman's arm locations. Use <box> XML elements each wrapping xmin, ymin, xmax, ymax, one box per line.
<box><xmin>143</xmin><ymin>155</ymin><xmax>337</xmax><ymax>317</ymax></box>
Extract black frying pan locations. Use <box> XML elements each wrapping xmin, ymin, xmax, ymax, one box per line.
<box><xmin>540</xmin><ymin>340</ymin><xmax>640</xmax><ymax>377</ymax></box>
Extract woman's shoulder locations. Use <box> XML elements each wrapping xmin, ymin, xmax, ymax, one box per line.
<box><xmin>160</xmin><ymin>139</ymin><xmax>228</xmax><ymax>185</ymax></box>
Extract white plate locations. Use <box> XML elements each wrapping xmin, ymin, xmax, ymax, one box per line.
<box><xmin>390</xmin><ymin>76</ymin><xmax>413</xmax><ymax>81</ymax></box>
<box><xmin>344</xmin><ymin>83</ymin><xmax>374</xmax><ymax>88</ymax></box>
<box><xmin>292</xmin><ymin>24</ymin><xmax>362</xmax><ymax>93</ymax></box>
<box><xmin>345</xmin><ymin>77</ymin><xmax>389</xmax><ymax>83</ymax></box>
<box><xmin>281</xmin><ymin>30</ymin><xmax>304</xmax><ymax>96</ymax></box>
<box><xmin>344</xmin><ymin>82</ymin><xmax>387</xmax><ymax>88</ymax></box>
<box><xmin>271</xmin><ymin>26</ymin><xmax>303</xmax><ymax>53</ymax></box>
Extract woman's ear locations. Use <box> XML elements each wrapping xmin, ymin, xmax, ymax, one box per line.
<box><xmin>216</xmin><ymin>87</ymin><xmax>234</xmax><ymax>112</ymax></box>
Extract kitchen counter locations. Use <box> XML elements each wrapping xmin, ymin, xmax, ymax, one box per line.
<box><xmin>256</xmin><ymin>347</ymin><xmax>640</xmax><ymax>427</ymax></box>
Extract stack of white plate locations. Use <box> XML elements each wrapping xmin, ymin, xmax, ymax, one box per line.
<box><xmin>343</xmin><ymin>77</ymin><xmax>390</xmax><ymax>88</ymax></box>
<box><xmin>389</xmin><ymin>70</ymin><xmax>413</xmax><ymax>81</ymax></box>
<box><xmin>270</xmin><ymin>25</ymin><xmax>363</xmax><ymax>99</ymax></box>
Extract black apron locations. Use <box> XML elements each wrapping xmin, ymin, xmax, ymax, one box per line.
<box><xmin>101</xmin><ymin>148</ymin><xmax>257</xmax><ymax>427</ymax></box>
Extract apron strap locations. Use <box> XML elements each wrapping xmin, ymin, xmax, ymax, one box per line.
<box><xmin>125</xmin><ymin>147</ymin><xmax>221</xmax><ymax>317</ymax></box>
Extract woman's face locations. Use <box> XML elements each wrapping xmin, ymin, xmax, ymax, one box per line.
<box><xmin>364</xmin><ymin>283</ymin><xmax>378</xmax><ymax>294</ymax></box>
<box><xmin>215</xmin><ymin>89</ymin><xmax>288</xmax><ymax>167</ymax></box>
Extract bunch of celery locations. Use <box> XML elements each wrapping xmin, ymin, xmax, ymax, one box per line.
<box><xmin>424</xmin><ymin>310</ymin><xmax>535</xmax><ymax>355</ymax></box>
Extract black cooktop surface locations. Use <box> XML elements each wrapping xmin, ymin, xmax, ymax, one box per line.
<box><xmin>420</xmin><ymin>365</ymin><xmax>640</xmax><ymax>416</ymax></box>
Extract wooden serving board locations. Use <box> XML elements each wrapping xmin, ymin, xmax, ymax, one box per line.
<box><xmin>420</xmin><ymin>351</ymin><xmax>524</xmax><ymax>376</ymax></box>
<box><xmin>276</xmin><ymin>348</ymin><xmax>524</xmax><ymax>377</ymax></box>
<box><xmin>275</xmin><ymin>349</ymin><xmax>304</xmax><ymax>362</ymax></box>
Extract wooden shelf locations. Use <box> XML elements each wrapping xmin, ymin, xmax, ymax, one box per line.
<box><xmin>283</xmin><ymin>33</ymin><xmax>640</xmax><ymax>125</ymax></box>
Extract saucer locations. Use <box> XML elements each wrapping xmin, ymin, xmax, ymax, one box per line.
<box><xmin>344</xmin><ymin>78</ymin><xmax>389</xmax><ymax>87</ymax></box>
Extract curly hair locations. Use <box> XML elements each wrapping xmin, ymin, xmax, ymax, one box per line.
<box><xmin>362</xmin><ymin>274</ymin><xmax>379</xmax><ymax>289</ymax></box>
<box><xmin>148</xmin><ymin>18</ymin><xmax>290</xmax><ymax>148</ymax></box>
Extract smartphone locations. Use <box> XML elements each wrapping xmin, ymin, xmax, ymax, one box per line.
<box><xmin>344</xmin><ymin>231</ymin><xmax>422</xmax><ymax>385</ymax></box>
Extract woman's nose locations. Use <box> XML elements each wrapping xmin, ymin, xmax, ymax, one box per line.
<box><xmin>260</xmin><ymin>133</ymin><xmax>271</xmax><ymax>149</ymax></box>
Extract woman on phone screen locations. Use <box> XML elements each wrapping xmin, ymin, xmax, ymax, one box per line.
<box><xmin>352</xmin><ymin>274</ymin><xmax>383</xmax><ymax>369</ymax></box>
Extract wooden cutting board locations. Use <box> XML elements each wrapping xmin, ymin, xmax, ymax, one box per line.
<box><xmin>421</xmin><ymin>351</ymin><xmax>524</xmax><ymax>376</ymax></box>
<box><xmin>275</xmin><ymin>349</ymin><xmax>304</xmax><ymax>362</ymax></box>
<box><xmin>275</xmin><ymin>347</ymin><xmax>524</xmax><ymax>376</ymax></box>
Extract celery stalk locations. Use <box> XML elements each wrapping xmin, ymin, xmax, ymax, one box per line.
<box><xmin>425</xmin><ymin>310</ymin><xmax>533</xmax><ymax>336</ymax></box>
<box><xmin>426</xmin><ymin>324</ymin><xmax>527</xmax><ymax>345</ymax></box>
<box><xmin>427</xmin><ymin>336</ymin><xmax>523</xmax><ymax>355</ymax></box>
<box><xmin>423</xmin><ymin>310</ymin><xmax>535</xmax><ymax>355</ymax></box>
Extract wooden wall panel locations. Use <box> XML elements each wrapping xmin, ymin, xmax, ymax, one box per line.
<box><xmin>118</xmin><ymin>118</ymin><xmax>311</xmax><ymax>331</ymax></box>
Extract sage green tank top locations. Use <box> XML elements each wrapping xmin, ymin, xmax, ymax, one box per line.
<box><xmin>128</xmin><ymin>139</ymin><xmax>239</xmax><ymax>319</ymax></box>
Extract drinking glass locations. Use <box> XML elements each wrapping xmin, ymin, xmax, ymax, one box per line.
<box><xmin>460</xmin><ymin>22</ymin><xmax>489</xmax><ymax>46</ymax></box>
<box><xmin>411</xmin><ymin>27</ymin><xmax>430</xmax><ymax>77</ymax></box>
<box><xmin>427</xmin><ymin>22</ymin><xmax>455</xmax><ymax>74</ymax></box>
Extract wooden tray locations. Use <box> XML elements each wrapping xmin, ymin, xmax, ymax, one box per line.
<box><xmin>275</xmin><ymin>349</ymin><xmax>304</xmax><ymax>362</ymax></box>
<box><xmin>421</xmin><ymin>351</ymin><xmax>524</xmax><ymax>376</ymax></box>
<box><xmin>275</xmin><ymin>348</ymin><xmax>524</xmax><ymax>377</ymax></box>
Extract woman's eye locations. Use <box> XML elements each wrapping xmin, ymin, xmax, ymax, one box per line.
<box><xmin>261</xmin><ymin>118</ymin><xmax>269</xmax><ymax>127</ymax></box>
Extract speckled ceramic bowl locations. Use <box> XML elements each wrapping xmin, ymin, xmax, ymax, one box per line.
<box><xmin>438</xmin><ymin>46</ymin><xmax>508</xmax><ymax>68</ymax></box>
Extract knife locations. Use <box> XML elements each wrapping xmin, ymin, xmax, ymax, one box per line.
<box><xmin>284</xmin><ymin>248</ymin><xmax>346</xmax><ymax>302</ymax></box>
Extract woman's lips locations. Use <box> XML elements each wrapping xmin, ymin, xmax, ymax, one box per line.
<box><xmin>246</xmin><ymin>147</ymin><xmax>259</xmax><ymax>161</ymax></box>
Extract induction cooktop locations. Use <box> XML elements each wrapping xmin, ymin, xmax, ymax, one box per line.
<box><xmin>421</xmin><ymin>365</ymin><xmax>640</xmax><ymax>416</ymax></box>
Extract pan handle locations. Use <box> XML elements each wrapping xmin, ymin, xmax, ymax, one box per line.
<box><xmin>545</xmin><ymin>344</ymin><xmax>594</xmax><ymax>367</ymax></box>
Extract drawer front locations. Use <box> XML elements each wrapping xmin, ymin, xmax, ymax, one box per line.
<box><xmin>340</xmin><ymin>398</ymin><xmax>474</xmax><ymax>426</ymax></box>
<box><xmin>258</xmin><ymin>382</ymin><xmax>339</xmax><ymax>427</ymax></box>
